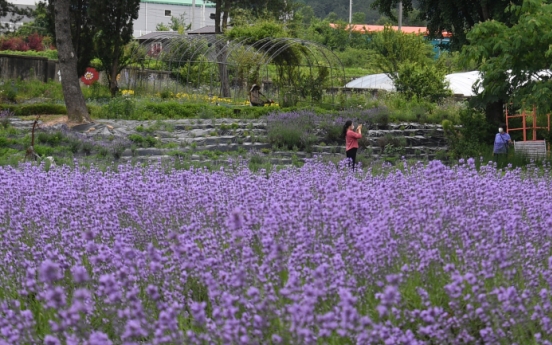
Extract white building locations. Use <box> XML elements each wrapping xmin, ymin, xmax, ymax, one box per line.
<box><xmin>1</xmin><ymin>0</ymin><xmax>36</xmax><ymax>31</ymax></box>
<box><xmin>134</xmin><ymin>0</ymin><xmax>216</xmax><ymax>38</ymax></box>
<box><xmin>5</xmin><ymin>0</ymin><xmax>217</xmax><ymax>37</ymax></box>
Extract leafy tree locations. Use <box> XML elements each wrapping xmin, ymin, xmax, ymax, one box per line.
<box><xmin>375</xmin><ymin>8</ymin><xmax>426</xmax><ymax>26</ymax></box>
<box><xmin>371</xmin><ymin>0</ymin><xmax>523</xmax><ymax>49</ymax></box>
<box><xmin>206</xmin><ymin>0</ymin><xmax>294</xmax><ymax>34</ymax></box>
<box><xmin>462</xmin><ymin>0</ymin><xmax>552</xmax><ymax>122</ymax></box>
<box><xmin>325</xmin><ymin>12</ymin><xmax>338</xmax><ymax>22</ymax></box>
<box><xmin>300</xmin><ymin>0</ymin><xmax>381</xmax><ymax>23</ymax></box>
<box><xmin>368</xmin><ymin>25</ymin><xmax>450</xmax><ymax>101</ymax></box>
<box><xmin>369</xmin><ymin>25</ymin><xmax>434</xmax><ymax>79</ymax></box>
<box><xmin>90</xmin><ymin>0</ymin><xmax>141</xmax><ymax>97</ymax></box>
<box><xmin>395</xmin><ymin>61</ymin><xmax>451</xmax><ymax>101</ymax></box>
<box><xmin>169</xmin><ymin>13</ymin><xmax>191</xmax><ymax>33</ymax></box>
<box><xmin>206</xmin><ymin>0</ymin><xmax>294</xmax><ymax>97</ymax></box>
<box><xmin>44</xmin><ymin>0</ymin><xmax>96</xmax><ymax>77</ymax></box>
<box><xmin>352</xmin><ymin>12</ymin><xmax>366</xmax><ymax>24</ymax></box>
<box><xmin>155</xmin><ymin>22</ymin><xmax>170</xmax><ymax>31</ymax></box>
<box><xmin>304</xmin><ymin>18</ymin><xmax>369</xmax><ymax>51</ymax></box>
<box><xmin>296</xmin><ymin>5</ymin><xmax>315</xmax><ymax>25</ymax></box>
<box><xmin>53</xmin><ymin>0</ymin><xmax>90</xmax><ymax>122</ymax></box>
<box><xmin>15</xmin><ymin>2</ymin><xmax>52</xmax><ymax>37</ymax></box>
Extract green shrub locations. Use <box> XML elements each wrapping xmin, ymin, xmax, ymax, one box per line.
<box><xmin>97</xmin><ymin>146</ymin><xmax>108</xmax><ymax>157</ymax></box>
<box><xmin>82</xmin><ymin>142</ymin><xmax>94</xmax><ymax>155</ymax></box>
<box><xmin>0</xmin><ymin>104</ymin><xmax>68</xmax><ymax>116</ymax></box>
<box><xmin>443</xmin><ymin>107</ymin><xmax>494</xmax><ymax>159</ymax></box>
<box><xmin>377</xmin><ymin>134</ymin><xmax>406</xmax><ymax>154</ymax></box>
<box><xmin>33</xmin><ymin>144</ymin><xmax>54</xmax><ymax>156</ymax></box>
<box><xmin>37</xmin><ymin>131</ymin><xmax>66</xmax><ymax>146</ymax></box>
<box><xmin>68</xmin><ymin>139</ymin><xmax>81</xmax><ymax>153</ymax></box>
<box><xmin>100</xmin><ymin>97</ymin><xmax>136</xmax><ymax>119</ymax></box>
<box><xmin>128</xmin><ymin>134</ymin><xmax>157</xmax><ymax>148</ymax></box>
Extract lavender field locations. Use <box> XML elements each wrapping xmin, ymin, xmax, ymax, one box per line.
<box><xmin>1</xmin><ymin>159</ymin><xmax>552</xmax><ymax>345</ymax></box>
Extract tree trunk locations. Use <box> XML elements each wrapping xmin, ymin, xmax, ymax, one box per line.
<box><xmin>486</xmin><ymin>100</ymin><xmax>504</xmax><ymax>126</ymax></box>
<box><xmin>54</xmin><ymin>0</ymin><xmax>91</xmax><ymax>123</ymax></box>
<box><xmin>109</xmin><ymin>57</ymin><xmax>120</xmax><ymax>97</ymax></box>
<box><xmin>217</xmin><ymin>41</ymin><xmax>231</xmax><ymax>98</ymax></box>
<box><xmin>222</xmin><ymin>3</ymin><xmax>229</xmax><ymax>31</ymax></box>
<box><xmin>214</xmin><ymin>0</ymin><xmax>221</xmax><ymax>34</ymax></box>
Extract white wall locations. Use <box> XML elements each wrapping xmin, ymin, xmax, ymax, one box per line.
<box><xmin>134</xmin><ymin>2</ymin><xmax>216</xmax><ymax>37</ymax></box>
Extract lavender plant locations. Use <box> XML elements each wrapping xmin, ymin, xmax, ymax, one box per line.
<box><xmin>0</xmin><ymin>158</ymin><xmax>552</xmax><ymax>344</ymax></box>
<box><xmin>0</xmin><ymin>109</ymin><xmax>13</xmax><ymax>129</ymax></box>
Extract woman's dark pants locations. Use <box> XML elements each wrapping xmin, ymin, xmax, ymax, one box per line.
<box><xmin>346</xmin><ymin>148</ymin><xmax>358</xmax><ymax>170</ymax></box>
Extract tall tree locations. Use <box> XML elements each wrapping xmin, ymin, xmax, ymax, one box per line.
<box><xmin>369</xmin><ymin>25</ymin><xmax>434</xmax><ymax>80</ymax></box>
<box><xmin>45</xmin><ymin>0</ymin><xmax>96</xmax><ymax>77</ymax></box>
<box><xmin>462</xmin><ymin>0</ymin><xmax>552</xmax><ymax>122</ymax></box>
<box><xmin>207</xmin><ymin>0</ymin><xmax>295</xmax><ymax>34</ymax></box>
<box><xmin>89</xmin><ymin>0</ymin><xmax>140</xmax><ymax>97</ymax></box>
<box><xmin>53</xmin><ymin>0</ymin><xmax>91</xmax><ymax>123</ymax></box>
<box><xmin>206</xmin><ymin>0</ymin><xmax>295</xmax><ymax>97</ymax></box>
<box><xmin>371</xmin><ymin>0</ymin><xmax>523</xmax><ymax>49</ymax></box>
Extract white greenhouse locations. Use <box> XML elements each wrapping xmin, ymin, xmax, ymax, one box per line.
<box><xmin>345</xmin><ymin>71</ymin><xmax>484</xmax><ymax>97</ymax></box>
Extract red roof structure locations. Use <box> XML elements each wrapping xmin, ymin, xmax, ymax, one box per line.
<box><xmin>329</xmin><ymin>23</ymin><xmax>452</xmax><ymax>37</ymax></box>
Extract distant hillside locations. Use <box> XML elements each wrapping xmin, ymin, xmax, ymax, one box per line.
<box><xmin>297</xmin><ymin>0</ymin><xmax>382</xmax><ymax>23</ymax></box>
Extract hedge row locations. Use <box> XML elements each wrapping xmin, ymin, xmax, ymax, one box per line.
<box><xmin>95</xmin><ymin>99</ymin><xmax>324</xmax><ymax>120</ymax></box>
<box><xmin>0</xmin><ymin>104</ymin><xmax>67</xmax><ymax>116</ymax></box>
<box><xmin>1</xmin><ymin>100</ymin><xmax>337</xmax><ymax>120</ymax></box>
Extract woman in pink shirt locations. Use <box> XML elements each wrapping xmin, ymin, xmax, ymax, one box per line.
<box><xmin>342</xmin><ymin>120</ymin><xmax>362</xmax><ymax>170</ymax></box>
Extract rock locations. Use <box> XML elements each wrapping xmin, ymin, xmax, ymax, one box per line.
<box><xmin>72</xmin><ymin>123</ymin><xmax>97</xmax><ymax>133</ymax></box>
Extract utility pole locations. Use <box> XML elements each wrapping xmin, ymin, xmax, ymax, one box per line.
<box><xmin>398</xmin><ymin>1</ymin><xmax>403</xmax><ymax>31</ymax></box>
<box><xmin>349</xmin><ymin>0</ymin><xmax>352</xmax><ymax>24</ymax></box>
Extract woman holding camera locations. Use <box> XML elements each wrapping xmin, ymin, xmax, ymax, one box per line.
<box><xmin>342</xmin><ymin>120</ymin><xmax>362</xmax><ymax>170</ymax></box>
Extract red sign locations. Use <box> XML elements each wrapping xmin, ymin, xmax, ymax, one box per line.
<box><xmin>80</xmin><ymin>67</ymin><xmax>99</xmax><ymax>85</ymax></box>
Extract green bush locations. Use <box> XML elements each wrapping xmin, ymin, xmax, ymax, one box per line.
<box><xmin>99</xmin><ymin>97</ymin><xmax>136</xmax><ymax>119</ymax></box>
<box><xmin>395</xmin><ymin>61</ymin><xmax>452</xmax><ymax>102</ymax></box>
<box><xmin>0</xmin><ymin>104</ymin><xmax>68</xmax><ymax>116</ymax></box>
<box><xmin>33</xmin><ymin>144</ymin><xmax>55</xmax><ymax>156</ymax></box>
<box><xmin>443</xmin><ymin>107</ymin><xmax>495</xmax><ymax>159</ymax></box>
<box><xmin>0</xmin><ymin>49</ymin><xmax>58</xmax><ymax>60</ymax></box>
<box><xmin>128</xmin><ymin>134</ymin><xmax>157</xmax><ymax>147</ymax></box>
<box><xmin>37</xmin><ymin>131</ymin><xmax>67</xmax><ymax>146</ymax></box>
<box><xmin>94</xmin><ymin>98</ymin><xmax>280</xmax><ymax>120</ymax></box>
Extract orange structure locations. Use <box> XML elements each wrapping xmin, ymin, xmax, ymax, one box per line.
<box><xmin>328</xmin><ymin>23</ymin><xmax>453</xmax><ymax>37</ymax></box>
<box><xmin>505</xmin><ymin>105</ymin><xmax>550</xmax><ymax>141</ymax></box>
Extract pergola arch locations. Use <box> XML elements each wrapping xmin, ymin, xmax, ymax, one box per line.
<box><xmin>125</xmin><ymin>35</ymin><xmax>345</xmax><ymax>106</ymax></box>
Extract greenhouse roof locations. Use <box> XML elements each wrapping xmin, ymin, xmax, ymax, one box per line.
<box><xmin>345</xmin><ymin>73</ymin><xmax>395</xmax><ymax>92</ymax></box>
<box><xmin>141</xmin><ymin>0</ymin><xmax>215</xmax><ymax>7</ymax></box>
<box><xmin>346</xmin><ymin>71</ymin><xmax>485</xmax><ymax>97</ymax></box>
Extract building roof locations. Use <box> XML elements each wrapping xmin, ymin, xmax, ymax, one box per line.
<box><xmin>346</xmin><ymin>71</ymin><xmax>482</xmax><ymax>97</ymax></box>
<box><xmin>187</xmin><ymin>25</ymin><xmax>216</xmax><ymax>35</ymax></box>
<box><xmin>346</xmin><ymin>73</ymin><xmax>395</xmax><ymax>91</ymax></box>
<box><xmin>141</xmin><ymin>0</ymin><xmax>215</xmax><ymax>7</ymax></box>
<box><xmin>329</xmin><ymin>23</ymin><xmax>452</xmax><ymax>37</ymax></box>
<box><xmin>136</xmin><ymin>31</ymin><xmax>183</xmax><ymax>41</ymax></box>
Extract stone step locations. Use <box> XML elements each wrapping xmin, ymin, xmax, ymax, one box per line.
<box><xmin>124</xmin><ymin>143</ymin><xmax>273</xmax><ymax>157</ymax></box>
<box><xmin>178</xmin><ymin>135</ymin><xmax>266</xmax><ymax>145</ymax></box>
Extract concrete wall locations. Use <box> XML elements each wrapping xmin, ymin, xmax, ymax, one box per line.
<box><xmin>0</xmin><ymin>54</ymin><xmax>59</xmax><ymax>82</ymax></box>
<box><xmin>134</xmin><ymin>3</ymin><xmax>216</xmax><ymax>37</ymax></box>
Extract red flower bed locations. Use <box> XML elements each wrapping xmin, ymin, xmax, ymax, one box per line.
<box><xmin>0</xmin><ymin>33</ymin><xmax>45</xmax><ymax>52</ymax></box>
